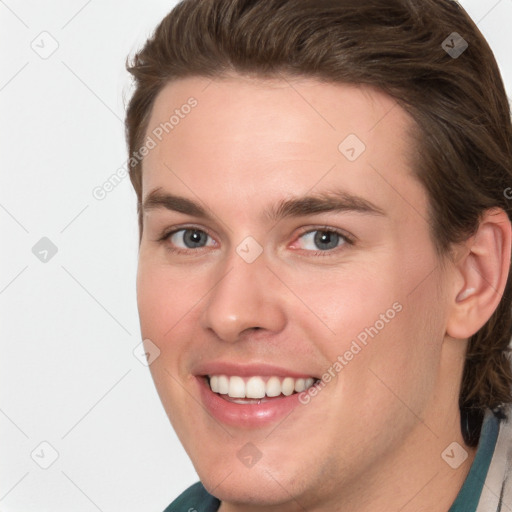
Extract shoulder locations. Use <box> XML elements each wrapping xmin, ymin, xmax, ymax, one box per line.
<box><xmin>476</xmin><ymin>404</ymin><xmax>512</xmax><ymax>512</ymax></box>
<box><xmin>163</xmin><ymin>481</ymin><xmax>221</xmax><ymax>512</ymax></box>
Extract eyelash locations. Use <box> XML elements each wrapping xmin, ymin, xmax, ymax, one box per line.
<box><xmin>156</xmin><ymin>225</ymin><xmax>355</xmax><ymax>257</ymax></box>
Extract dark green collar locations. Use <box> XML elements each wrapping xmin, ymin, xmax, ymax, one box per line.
<box><xmin>164</xmin><ymin>481</ymin><xmax>220</xmax><ymax>512</ymax></box>
<box><xmin>448</xmin><ymin>410</ymin><xmax>500</xmax><ymax>512</ymax></box>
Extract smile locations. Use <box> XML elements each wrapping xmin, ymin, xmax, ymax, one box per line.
<box><xmin>193</xmin><ymin>362</ymin><xmax>322</xmax><ymax>427</ymax></box>
<box><xmin>207</xmin><ymin>374</ymin><xmax>317</xmax><ymax>402</ymax></box>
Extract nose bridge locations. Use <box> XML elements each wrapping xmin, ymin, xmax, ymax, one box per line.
<box><xmin>199</xmin><ymin>246</ymin><xmax>287</xmax><ymax>343</ymax></box>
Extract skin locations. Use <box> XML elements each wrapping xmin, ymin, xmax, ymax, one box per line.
<box><xmin>135</xmin><ymin>75</ymin><xmax>511</xmax><ymax>512</ymax></box>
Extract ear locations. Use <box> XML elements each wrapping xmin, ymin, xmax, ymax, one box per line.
<box><xmin>446</xmin><ymin>208</ymin><xmax>512</xmax><ymax>339</ymax></box>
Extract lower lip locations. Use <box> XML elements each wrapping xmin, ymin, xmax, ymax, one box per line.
<box><xmin>197</xmin><ymin>377</ymin><xmax>306</xmax><ymax>428</ymax></box>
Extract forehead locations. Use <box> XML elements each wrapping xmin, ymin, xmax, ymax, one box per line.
<box><xmin>141</xmin><ymin>75</ymin><xmax>426</xmax><ymax>220</ymax></box>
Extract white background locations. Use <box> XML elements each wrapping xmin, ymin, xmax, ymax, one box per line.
<box><xmin>1</xmin><ymin>1</ymin><xmax>511</xmax><ymax>511</ymax></box>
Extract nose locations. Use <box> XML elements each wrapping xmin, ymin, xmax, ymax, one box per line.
<box><xmin>199</xmin><ymin>250</ymin><xmax>287</xmax><ymax>343</ymax></box>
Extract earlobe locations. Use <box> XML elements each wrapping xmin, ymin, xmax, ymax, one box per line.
<box><xmin>446</xmin><ymin>208</ymin><xmax>511</xmax><ymax>340</ymax></box>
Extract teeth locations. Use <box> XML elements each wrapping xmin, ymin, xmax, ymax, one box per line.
<box><xmin>208</xmin><ymin>375</ymin><xmax>317</xmax><ymax>398</ymax></box>
<box><xmin>228</xmin><ymin>376</ymin><xmax>245</xmax><ymax>398</ymax></box>
<box><xmin>210</xmin><ymin>375</ymin><xmax>219</xmax><ymax>393</ymax></box>
<box><xmin>294</xmin><ymin>378</ymin><xmax>306</xmax><ymax>392</ymax></box>
<box><xmin>218</xmin><ymin>375</ymin><xmax>229</xmax><ymax>395</ymax></box>
<box><xmin>246</xmin><ymin>376</ymin><xmax>266</xmax><ymax>399</ymax></box>
<box><xmin>266</xmin><ymin>376</ymin><xmax>281</xmax><ymax>397</ymax></box>
<box><xmin>282</xmin><ymin>377</ymin><xmax>295</xmax><ymax>396</ymax></box>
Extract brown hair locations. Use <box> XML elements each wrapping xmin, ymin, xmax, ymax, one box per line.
<box><xmin>125</xmin><ymin>0</ymin><xmax>512</xmax><ymax>445</ymax></box>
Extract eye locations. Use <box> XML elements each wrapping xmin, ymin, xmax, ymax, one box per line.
<box><xmin>159</xmin><ymin>228</ymin><xmax>215</xmax><ymax>252</ymax></box>
<box><xmin>294</xmin><ymin>228</ymin><xmax>353</xmax><ymax>254</ymax></box>
<box><xmin>157</xmin><ymin>226</ymin><xmax>354</xmax><ymax>256</ymax></box>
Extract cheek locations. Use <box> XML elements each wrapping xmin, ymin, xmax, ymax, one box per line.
<box><xmin>136</xmin><ymin>259</ymin><xmax>210</xmax><ymax>398</ymax></box>
<box><xmin>136</xmin><ymin>262</ymin><xmax>201</xmax><ymax>428</ymax></box>
<box><xmin>333</xmin><ymin>267</ymin><xmax>446</xmax><ymax>426</ymax></box>
<box><xmin>136</xmin><ymin>259</ymin><xmax>194</xmax><ymax>338</ymax></box>
<box><xmin>136</xmin><ymin>270</ymin><xmax>165</xmax><ymax>339</ymax></box>
<box><xmin>303</xmin><ymin>251</ymin><xmax>446</xmax><ymax>411</ymax></box>
<box><xmin>285</xmin><ymin>262</ymin><xmax>400</xmax><ymax>349</ymax></box>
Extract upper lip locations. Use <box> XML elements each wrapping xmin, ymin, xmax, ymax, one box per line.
<box><xmin>193</xmin><ymin>361</ymin><xmax>318</xmax><ymax>379</ymax></box>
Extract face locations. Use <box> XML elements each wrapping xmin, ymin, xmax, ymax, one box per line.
<box><xmin>136</xmin><ymin>76</ymin><xmax>461</xmax><ymax>509</ymax></box>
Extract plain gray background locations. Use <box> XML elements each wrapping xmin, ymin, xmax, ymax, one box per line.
<box><xmin>1</xmin><ymin>1</ymin><xmax>511</xmax><ymax>511</ymax></box>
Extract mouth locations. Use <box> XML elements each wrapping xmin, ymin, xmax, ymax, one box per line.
<box><xmin>196</xmin><ymin>370</ymin><xmax>321</xmax><ymax>427</ymax></box>
<box><xmin>205</xmin><ymin>374</ymin><xmax>319</xmax><ymax>404</ymax></box>
<box><xmin>193</xmin><ymin>361</ymin><xmax>323</xmax><ymax>427</ymax></box>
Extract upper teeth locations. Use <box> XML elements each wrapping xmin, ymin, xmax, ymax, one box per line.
<box><xmin>209</xmin><ymin>375</ymin><xmax>316</xmax><ymax>399</ymax></box>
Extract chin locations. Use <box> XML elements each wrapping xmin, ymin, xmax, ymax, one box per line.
<box><xmin>200</xmin><ymin>468</ymin><xmax>296</xmax><ymax>508</ymax></box>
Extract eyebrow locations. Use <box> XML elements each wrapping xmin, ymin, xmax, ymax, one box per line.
<box><xmin>141</xmin><ymin>187</ymin><xmax>386</xmax><ymax>222</ymax></box>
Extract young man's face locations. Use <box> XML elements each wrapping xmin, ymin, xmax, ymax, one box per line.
<box><xmin>136</xmin><ymin>76</ymin><xmax>468</xmax><ymax>509</ymax></box>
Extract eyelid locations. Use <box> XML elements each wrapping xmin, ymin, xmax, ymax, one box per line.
<box><xmin>157</xmin><ymin>223</ymin><xmax>214</xmax><ymax>240</ymax></box>
<box><xmin>294</xmin><ymin>225</ymin><xmax>356</xmax><ymax>245</ymax></box>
